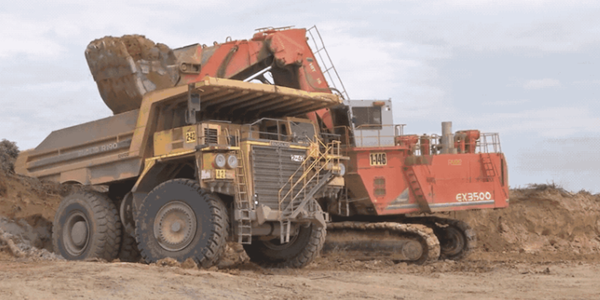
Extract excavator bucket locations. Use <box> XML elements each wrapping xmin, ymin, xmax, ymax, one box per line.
<box><xmin>85</xmin><ymin>35</ymin><xmax>180</xmax><ymax>114</ymax></box>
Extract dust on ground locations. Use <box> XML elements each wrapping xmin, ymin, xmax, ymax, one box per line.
<box><xmin>1</xmin><ymin>140</ymin><xmax>600</xmax><ymax>299</ymax></box>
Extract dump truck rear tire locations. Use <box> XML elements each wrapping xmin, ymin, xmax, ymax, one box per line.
<box><xmin>52</xmin><ymin>191</ymin><xmax>122</xmax><ymax>261</ymax></box>
<box><xmin>134</xmin><ymin>179</ymin><xmax>228</xmax><ymax>268</ymax></box>
<box><xmin>118</xmin><ymin>232</ymin><xmax>141</xmax><ymax>262</ymax></box>
<box><xmin>243</xmin><ymin>223</ymin><xmax>326</xmax><ymax>268</ymax></box>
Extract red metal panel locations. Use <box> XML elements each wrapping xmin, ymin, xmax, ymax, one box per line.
<box><xmin>348</xmin><ymin>146</ymin><xmax>509</xmax><ymax>216</ymax></box>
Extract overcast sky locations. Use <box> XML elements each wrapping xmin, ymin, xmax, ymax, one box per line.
<box><xmin>1</xmin><ymin>0</ymin><xmax>600</xmax><ymax>192</ymax></box>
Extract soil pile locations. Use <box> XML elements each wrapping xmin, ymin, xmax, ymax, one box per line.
<box><xmin>0</xmin><ymin>139</ymin><xmax>66</xmax><ymax>221</ymax></box>
<box><xmin>0</xmin><ymin>217</ymin><xmax>63</xmax><ymax>261</ymax></box>
<box><xmin>442</xmin><ymin>184</ymin><xmax>600</xmax><ymax>261</ymax></box>
<box><xmin>0</xmin><ymin>140</ymin><xmax>66</xmax><ymax>260</ymax></box>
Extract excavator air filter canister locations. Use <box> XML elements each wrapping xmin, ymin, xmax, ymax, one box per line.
<box><xmin>441</xmin><ymin>122</ymin><xmax>457</xmax><ymax>154</ymax></box>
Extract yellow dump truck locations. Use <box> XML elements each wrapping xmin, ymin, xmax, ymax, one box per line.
<box><xmin>16</xmin><ymin>77</ymin><xmax>346</xmax><ymax>268</ymax></box>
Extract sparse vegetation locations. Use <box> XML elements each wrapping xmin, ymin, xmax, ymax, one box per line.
<box><xmin>0</xmin><ymin>139</ymin><xmax>19</xmax><ymax>174</ymax></box>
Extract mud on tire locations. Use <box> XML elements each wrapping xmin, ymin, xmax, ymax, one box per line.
<box><xmin>52</xmin><ymin>191</ymin><xmax>122</xmax><ymax>261</ymax></box>
<box><xmin>243</xmin><ymin>224</ymin><xmax>326</xmax><ymax>268</ymax></box>
<box><xmin>134</xmin><ymin>179</ymin><xmax>229</xmax><ymax>268</ymax></box>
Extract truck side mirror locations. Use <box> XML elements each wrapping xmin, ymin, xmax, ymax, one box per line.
<box><xmin>186</xmin><ymin>84</ymin><xmax>201</xmax><ymax>124</ymax></box>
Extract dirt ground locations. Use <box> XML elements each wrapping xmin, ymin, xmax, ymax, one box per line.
<box><xmin>1</xmin><ymin>147</ymin><xmax>600</xmax><ymax>299</ymax></box>
<box><xmin>0</xmin><ymin>256</ymin><xmax>599</xmax><ymax>299</ymax></box>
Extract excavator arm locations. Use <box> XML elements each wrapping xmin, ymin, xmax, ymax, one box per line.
<box><xmin>85</xmin><ymin>27</ymin><xmax>334</xmax><ymax>128</ymax></box>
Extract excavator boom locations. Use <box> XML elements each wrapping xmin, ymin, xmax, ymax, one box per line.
<box><xmin>85</xmin><ymin>27</ymin><xmax>334</xmax><ymax>127</ymax></box>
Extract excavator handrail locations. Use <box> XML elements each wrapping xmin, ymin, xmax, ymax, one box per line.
<box><xmin>335</xmin><ymin>123</ymin><xmax>503</xmax><ymax>154</ymax></box>
<box><xmin>306</xmin><ymin>26</ymin><xmax>350</xmax><ymax>101</ymax></box>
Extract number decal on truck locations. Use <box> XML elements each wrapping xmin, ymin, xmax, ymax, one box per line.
<box><xmin>215</xmin><ymin>169</ymin><xmax>226</xmax><ymax>179</ymax></box>
<box><xmin>185</xmin><ymin>128</ymin><xmax>196</xmax><ymax>143</ymax></box>
<box><xmin>369</xmin><ymin>152</ymin><xmax>387</xmax><ymax>166</ymax></box>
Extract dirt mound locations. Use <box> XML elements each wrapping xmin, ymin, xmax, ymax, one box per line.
<box><xmin>440</xmin><ymin>184</ymin><xmax>600</xmax><ymax>261</ymax></box>
<box><xmin>0</xmin><ymin>139</ymin><xmax>67</xmax><ymax>221</ymax></box>
<box><xmin>0</xmin><ymin>140</ymin><xmax>68</xmax><ymax>259</ymax></box>
<box><xmin>0</xmin><ymin>174</ymin><xmax>66</xmax><ymax>221</ymax></box>
<box><xmin>0</xmin><ymin>217</ymin><xmax>63</xmax><ymax>261</ymax></box>
<box><xmin>320</xmin><ymin>184</ymin><xmax>600</xmax><ymax>267</ymax></box>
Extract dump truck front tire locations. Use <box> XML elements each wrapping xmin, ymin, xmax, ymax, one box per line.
<box><xmin>52</xmin><ymin>191</ymin><xmax>122</xmax><ymax>261</ymax></box>
<box><xmin>134</xmin><ymin>179</ymin><xmax>228</xmax><ymax>268</ymax></box>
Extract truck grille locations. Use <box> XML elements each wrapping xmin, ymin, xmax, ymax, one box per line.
<box><xmin>251</xmin><ymin>145</ymin><xmax>305</xmax><ymax>210</ymax></box>
<box><xmin>204</xmin><ymin>128</ymin><xmax>218</xmax><ymax>144</ymax></box>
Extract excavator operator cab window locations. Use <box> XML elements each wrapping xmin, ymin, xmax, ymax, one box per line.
<box><xmin>352</xmin><ymin>107</ymin><xmax>382</xmax><ymax>130</ymax></box>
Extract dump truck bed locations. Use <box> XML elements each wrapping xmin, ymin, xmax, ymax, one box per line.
<box><xmin>15</xmin><ymin>77</ymin><xmax>341</xmax><ymax>185</ymax></box>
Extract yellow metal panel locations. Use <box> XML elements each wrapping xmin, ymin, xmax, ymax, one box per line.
<box><xmin>131</xmin><ymin>76</ymin><xmax>341</xmax><ymax>158</ymax></box>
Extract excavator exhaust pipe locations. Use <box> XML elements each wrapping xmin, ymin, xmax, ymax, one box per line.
<box><xmin>440</xmin><ymin>121</ymin><xmax>456</xmax><ymax>154</ymax></box>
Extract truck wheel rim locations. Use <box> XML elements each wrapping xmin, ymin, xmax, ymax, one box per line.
<box><xmin>63</xmin><ymin>212</ymin><xmax>90</xmax><ymax>256</ymax></box>
<box><xmin>154</xmin><ymin>201</ymin><xmax>197</xmax><ymax>252</ymax></box>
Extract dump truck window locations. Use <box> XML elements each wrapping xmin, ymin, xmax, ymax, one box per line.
<box><xmin>352</xmin><ymin>107</ymin><xmax>382</xmax><ymax>129</ymax></box>
<box><xmin>158</xmin><ymin>104</ymin><xmax>187</xmax><ymax>131</ymax></box>
<box><xmin>289</xmin><ymin>121</ymin><xmax>315</xmax><ymax>142</ymax></box>
<box><xmin>262</xmin><ymin>124</ymin><xmax>287</xmax><ymax>140</ymax></box>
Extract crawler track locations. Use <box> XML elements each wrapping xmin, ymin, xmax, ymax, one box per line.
<box><xmin>326</xmin><ymin>221</ymin><xmax>440</xmax><ymax>264</ymax></box>
<box><xmin>408</xmin><ymin>217</ymin><xmax>476</xmax><ymax>260</ymax></box>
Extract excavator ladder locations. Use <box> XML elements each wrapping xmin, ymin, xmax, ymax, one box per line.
<box><xmin>403</xmin><ymin>166</ymin><xmax>431</xmax><ymax>213</ymax></box>
<box><xmin>478</xmin><ymin>133</ymin><xmax>501</xmax><ymax>183</ymax></box>
<box><xmin>307</xmin><ymin>26</ymin><xmax>349</xmax><ymax>100</ymax></box>
<box><xmin>337</xmin><ymin>186</ymin><xmax>351</xmax><ymax>217</ymax></box>
<box><xmin>278</xmin><ymin>138</ymin><xmax>342</xmax><ymax>243</ymax></box>
<box><xmin>481</xmin><ymin>154</ymin><xmax>496</xmax><ymax>182</ymax></box>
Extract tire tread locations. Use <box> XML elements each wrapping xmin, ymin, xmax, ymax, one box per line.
<box><xmin>52</xmin><ymin>190</ymin><xmax>122</xmax><ymax>261</ymax></box>
<box><xmin>135</xmin><ymin>179</ymin><xmax>229</xmax><ymax>268</ymax></box>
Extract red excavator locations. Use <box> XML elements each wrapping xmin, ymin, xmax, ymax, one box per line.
<box><xmin>86</xmin><ymin>26</ymin><xmax>509</xmax><ymax>264</ymax></box>
<box><xmin>323</xmin><ymin>99</ymin><xmax>508</xmax><ymax>262</ymax></box>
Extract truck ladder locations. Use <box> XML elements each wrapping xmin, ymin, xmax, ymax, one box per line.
<box><xmin>403</xmin><ymin>166</ymin><xmax>431</xmax><ymax>213</ymax></box>
<box><xmin>278</xmin><ymin>139</ymin><xmax>341</xmax><ymax>243</ymax></box>
<box><xmin>234</xmin><ymin>144</ymin><xmax>252</xmax><ymax>244</ymax></box>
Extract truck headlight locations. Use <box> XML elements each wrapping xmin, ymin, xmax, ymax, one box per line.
<box><xmin>214</xmin><ymin>154</ymin><xmax>226</xmax><ymax>168</ymax></box>
<box><xmin>338</xmin><ymin>163</ymin><xmax>346</xmax><ymax>176</ymax></box>
<box><xmin>227</xmin><ymin>155</ymin><xmax>238</xmax><ymax>169</ymax></box>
